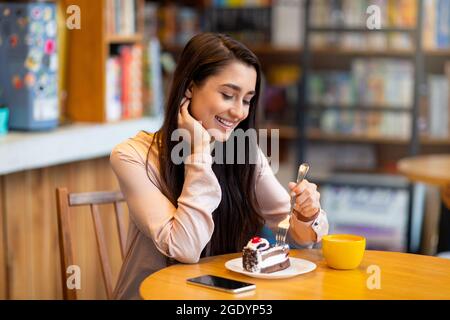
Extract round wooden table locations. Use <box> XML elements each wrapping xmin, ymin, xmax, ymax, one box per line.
<box><xmin>398</xmin><ymin>154</ymin><xmax>450</xmax><ymax>187</ymax></box>
<box><xmin>139</xmin><ymin>249</ymin><xmax>450</xmax><ymax>300</ymax></box>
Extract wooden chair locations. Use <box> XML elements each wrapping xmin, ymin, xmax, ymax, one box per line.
<box><xmin>55</xmin><ymin>187</ymin><xmax>127</xmax><ymax>300</ymax></box>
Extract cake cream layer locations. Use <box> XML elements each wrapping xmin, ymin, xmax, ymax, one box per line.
<box><xmin>260</xmin><ymin>245</ymin><xmax>289</xmax><ymax>260</ymax></box>
<box><xmin>260</xmin><ymin>252</ymin><xmax>289</xmax><ymax>270</ymax></box>
<box><xmin>260</xmin><ymin>258</ymin><xmax>291</xmax><ymax>273</ymax></box>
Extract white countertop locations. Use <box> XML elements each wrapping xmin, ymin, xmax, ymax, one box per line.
<box><xmin>0</xmin><ymin>116</ymin><xmax>163</xmax><ymax>175</ymax></box>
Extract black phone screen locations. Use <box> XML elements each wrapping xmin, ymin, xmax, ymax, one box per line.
<box><xmin>186</xmin><ymin>275</ymin><xmax>255</xmax><ymax>293</ymax></box>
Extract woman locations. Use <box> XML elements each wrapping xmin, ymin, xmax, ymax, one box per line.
<box><xmin>110</xmin><ymin>33</ymin><xmax>329</xmax><ymax>299</ymax></box>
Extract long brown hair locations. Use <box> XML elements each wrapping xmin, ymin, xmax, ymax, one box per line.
<box><xmin>146</xmin><ymin>33</ymin><xmax>264</xmax><ymax>256</ymax></box>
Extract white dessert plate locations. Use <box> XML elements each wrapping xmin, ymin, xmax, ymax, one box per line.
<box><xmin>224</xmin><ymin>257</ymin><xmax>316</xmax><ymax>279</ymax></box>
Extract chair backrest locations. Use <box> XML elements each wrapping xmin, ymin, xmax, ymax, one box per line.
<box><xmin>55</xmin><ymin>187</ymin><xmax>126</xmax><ymax>300</ymax></box>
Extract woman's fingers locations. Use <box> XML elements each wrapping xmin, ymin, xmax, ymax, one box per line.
<box><xmin>288</xmin><ymin>179</ymin><xmax>320</xmax><ymax>218</ymax></box>
<box><xmin>295</xmin><ymin>197</ymin><xmax>320</xmax><ymax>217</ymax></box>
<box><xmin>289</xmin><ymin>180</ymin><xmax>315</xmax><ymax>197</ymax></box>
<box><xmin>177</xmin><ymin>97</ymin><xmax>211</xmax><ymax>150</ymax></box>
<box><xmin>297</xmin><ymin>206</ymin><xmax>320</xmax><ymax>218</ymax></box>
<box><xmin>288</xmin><ymin>182</ymin><xmax>297</xmax><ymax>190</ymax></box>
<box><xmin>296</xmin><ymin>197</ymin><xmax>313</xmax><ymax>209</ymax></box>
<box><xmin>178</xmin><ymin>98</ymin><xmax>187</xmax><ymax>121</ymax></box>
<box><xmin>179</xmin><ymin>98</ymin><xmax>189</xmax><ymax>115</ymax></box>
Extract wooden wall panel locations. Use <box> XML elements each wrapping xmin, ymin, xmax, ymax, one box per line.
<box><xmin>2</xmin><ymin>156</ymin><xmax>127</xmax><ymax>299</ymax></box>
<box><xmin>0</xmin><ymin>176</ymin><xmax>7</xmax><ymax>299</ymax></box>
<box><xmin>4</xmin><ymin>170</ymin><xmax>32</xmax><ymax>299</ymax></box>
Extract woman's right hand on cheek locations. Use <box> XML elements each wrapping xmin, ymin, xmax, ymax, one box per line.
<box><xmin>178</xmin><ymin>97</ymin><xmax>212</xmax><ymax>154</ymax></box>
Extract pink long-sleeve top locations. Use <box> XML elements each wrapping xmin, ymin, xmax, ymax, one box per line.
<box><xmin>110</xmin><ymin>131</ymin><xmax>328</xmax><ymax>299</ymax></box>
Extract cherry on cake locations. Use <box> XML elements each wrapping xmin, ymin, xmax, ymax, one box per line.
<box><xmin>242</xmin><ymin>237</ymin><xmax>290</xmax><ymax>273</ymax></box>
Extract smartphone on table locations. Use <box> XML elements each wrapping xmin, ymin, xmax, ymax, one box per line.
<box><xmin>186</xmin><ymin>275</ymin><xmax>256</xmax><ymax>294</ymax></box>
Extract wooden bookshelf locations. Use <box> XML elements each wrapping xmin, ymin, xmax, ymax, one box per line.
<box><xmin>261</xmin><ymin>123</ymin><xmax>450</xmax><ymax>146</ymax></box>
<box><xmin>425</xmin><ymin>49</ymin><xmax>450</xmax><ymax>57</ymax></box>
<box><xmin>162</xmin><ymin>42</ymin><xmax>450</xmax><ymax>60</ymax></box>
<box><xmin>308</xmin><ymin>27</ymin><xmax>416</xmax><ymax>33</ymax></box>
<box><xmin>106</xmin><ymin>33</ymin><xmax>143</xmax><ymax>44</ymax></box>
<box><xmin>161</xmin><ymin>42</ymin><xmax>303</xmax><ymax>64</ymax></box>
<box><xmin>64</xmin><ymin>0</ymin><xmax>145</xmax><ymax>122</ymax></box>
<box><xmin>307</xmin><ymin>104</ymin><xmax>412</xmax><ymax>113</ymax></box>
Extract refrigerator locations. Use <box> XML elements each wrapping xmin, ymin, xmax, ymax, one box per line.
<box><xmin>0</xmin><ymin>1</ymin><xmax>59</xmax><ymax>131</ymax></box>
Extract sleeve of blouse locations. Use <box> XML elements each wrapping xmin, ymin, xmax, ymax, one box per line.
<box><xmin>110</xmin><ymin>143</ymin><xmax>222</xmax><ymax>264</ymax></box>
<box><xmin>254</xmin><ymin>148</ymin><xmax>328</xmax><ymax>245</ymax></box>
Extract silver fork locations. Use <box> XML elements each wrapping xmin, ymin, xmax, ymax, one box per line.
<box><xmin>275</xmin><ymin>163</ymin><xmax>310</xmax><ymax>246</ymax></box>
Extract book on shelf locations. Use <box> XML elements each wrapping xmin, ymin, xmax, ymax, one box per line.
<box><xmin>158</xmin><ymin>4</ymin><xmax>200</xmax><ymax>46</ymax></box>
<box><xmin>144</xmin><ymin>1</ymin><xmax>159</xmax><ymax>39</ymax></box>
<box><xmin>177</xmin><ymin>6</ymin><xmax>200</xmax><ymax>45</ymax></box>
<box><xmin>210</xmin><ymin>0</ymin><xmax>270</xmax><ymax>8</ymax></box>
<box><xmin>128</xmin><ymin>45</ymin><xmax>143</xmax><ymax>118</ymax></box>
<box><xmin>423</xmin><ymin>0</ymin><xmax>450</xmax><ymax>49</ymax></box>
<box><xmin>305</xmin><ymin>143</ymin><xmax>377</xmax><ymax>174</ymax></box>
<box><xmin>105</xmin><ymin>44</ymin><xmax>143</xmax><ymax>121</ymax></box>
<box><xmin>309</xmin><ymin>0</ymin><xmax>418</xmax><ymax>51</ymax></box>
<box><xmin>417</xmin><ymin>61</ymin><xmax>450</xmax><ymax>139</ymax></box>
<box><xmin>203</xmin><ymin>5</ymin><xmax>271</xmax><ymax>44</ymax></box>
<box><xmin>106</xmin><ymin>0</ymin><xmax>137</xmax><ymax>36</ymax></box>
<box><xmin>427</xmin><ymin>71</ymin><xmax>449</xmax><ymax>138</ymax></box>
<box><xmin>262</xmin><ymin>64</ymin><xmax>301</xmax><ymax>124</ymax></box>
<box><xmin>307</xmin><ymin>59</ymin><xmax>414</xmax><ymax>138</ymax></box>
<box><xmin>447</xmin><ymin>61</ymin><xmax>450</xmax><ymax>138</ymax></box>
<box><xmin>142</xmin><ymin>2</ymin><xmax>165</xmax><ymax>117</ymax></box>
<box><xmin>271</xmin><ymin>0</ymin><xmax>304</xmax><ymax>48</ymax></box>
<box><xmin>106</xmin><ymin>57</ymin><xmax>122</xmax><ymax>122</ymax></box>
<box><xmin>143</xmin><ymin>38</ymin><xmax>164</xmax><ymax>117</ymax></box>
<box><xmin>308</xmin><ymin>59</ymin><xmax>413</xmax><ymax>108</ymax></box>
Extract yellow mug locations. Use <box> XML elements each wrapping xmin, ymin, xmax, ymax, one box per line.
<box><xmin>322</xmin><ymin>234</ymin><xmax>366</xmax><ymax>270</ymax></box>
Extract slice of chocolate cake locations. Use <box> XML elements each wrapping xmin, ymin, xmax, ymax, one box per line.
<box><xmin>242</xmin><ymin>237</ymin><xmax>290</xmax><ymax>273</ymax></box>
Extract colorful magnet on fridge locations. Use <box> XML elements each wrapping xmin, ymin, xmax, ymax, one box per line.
<box><xmin>35</xmin><ymin>84</ymin><xmax>45</xmax><ymax>97</ymax></box>
<box><xmin>44</xmin><ymin>39</ymin><xmax>55</xmax><ymax>55</ymax></box>
<box><xmin>45</xmin><ymin>21</ymin><xmax>56</xmax><ymax>37</ymax></box>
<box><xmin>43</xmin><ymin>7</ymin><xmax>52</xmax><ymax>21</ymax></box>
<box><xmin>24</xmin><ymin>73</ymin><xmax>36</xmax><ymax>87</ymax></box>
<box><xmin>25</xmin><ymin>56</ymin><xmax>39</xmax><ymax>72</ymax></box>
<box><xmin>17</xmin><ymin>17</ymin><xmax>28</xmax><ymax>28</ymax></box>
<box><xmin>12</xmin><ymin>75</ymin><xmax>23</xmax><ymax>90</ymax></box>
<box><xmin>30</xmin><ymin>21</ymin><xmax>43</xmax><ymax>35</ymax></box>
<box><xmin>39</xmin><ymin>74</ymin><xmax>48</xmax><ymax>85</ymax></box>
<box><xmin>37</xmin><ymin>74</ymin><xmax>49</xmax><ymax>95</ymax></box>
<box><xmin>9</xmin><ymin>34</ymin><xmax>18</xmax><ymax>48</ymax></box>
<box><xmin>15</xmin><ymin>8</ymin><xmax>24</xmax><ymax>17</ymax></box>
<box><xmin>49</xmin><ymin>54</ymin><xmax>58</xmax><ymax>72</ymax></box>
<box><xmin>25</xmin><ymin>50</ymin><xmax>42</xmax><ymax>72</ymax></box>
<box><xmin>35</xmin><ymin>36</ymin><xmax>44</xmax><ymax>47</ymax></box>
<box><xmin>3</xmin><ymin>8</ymin><xmax>11</xmax><ymax>17</ymax></box>
<box><xmin>46</xmin><ymin>76</ymin><xmax>57</xmax><ymax>95</ymax></box>
<box><xmin>31</xmin><ymin>7</ymin><xmax>42</xmax><ymax>20</ymax></box>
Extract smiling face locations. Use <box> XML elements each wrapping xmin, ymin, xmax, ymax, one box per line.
<box><xmin>187</xmin><ymin>61</ymin><xmax>257</xmax><ymax>142</ymax></box>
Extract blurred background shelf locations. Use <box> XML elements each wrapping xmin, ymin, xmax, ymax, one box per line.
<box><xmin>162</xmin><ymin>43</ymin><xmax>450</xmax><ymax>57</ymax></box>
<box><xmin>105</xmin><ymin>33</ymin><xmax>143</xmax><ymax>44</ymax></box>
<box><xmin>308</xmin><ymin>27</ymin><xmax>417</xmax><ymax>33</ymax></box>
<box><xmin>263</xmin><ymin>123</ymin><xmax>450</xmax><ymax>146</ymax></box>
